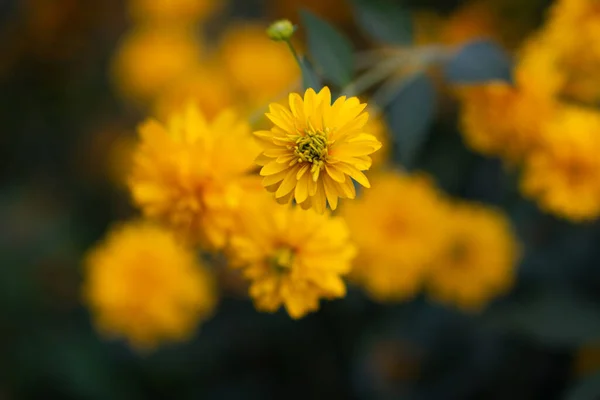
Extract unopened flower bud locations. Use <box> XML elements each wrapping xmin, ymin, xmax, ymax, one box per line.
<box><xmin>266</xmin><ymin>19</ymin><xmax>296</xmax><ymax>41</ymax></box>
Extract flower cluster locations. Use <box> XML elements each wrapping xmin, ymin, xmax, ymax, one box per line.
<box><xmin>83</xmin><ymin>2</ymin><xmax>529</xmax><ymax>353</ymax></box>
<box><xmin>457</xmin><ymin>0</ymin><xmax>600</xmax><ymax>221</ymax></box>
<box><xmin>343</xmin><ymin>171</ymin><xmax>520</xmax><ymax>311</ymax></box>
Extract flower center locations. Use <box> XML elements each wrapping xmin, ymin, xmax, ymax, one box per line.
<box><xmin>269</xmin><ymin>247</ymin><xmax>295</xmax><ymax>273</ymax></box>
<box><xmin>294</xmin><ymin>129</ymin><xmax>329</xmax><ymax>165</ymax></box>
<box><xmin>448</xmin><ymin>240</ymin><xmax>470</xmax><ymax>266</ymax></box>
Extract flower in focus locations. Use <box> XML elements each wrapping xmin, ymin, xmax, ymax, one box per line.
<box><xmin>520</xmin><ymin>106</ymin><xmax>600</xmax><ymax>222</ymax></box>
<box><xmin>128</xmin><ymin>104</ymin><xmax>261</xmax><ymax>249</ymax></box>
<box><xmin>128</xmin><ymin>0</ymin><xmax>222</xmax><ymax>25</ymax></box>
<box><xmin>341</xmin><ymin>171</ymin><xmax>448</xmax><ymax>302</ymax></box>
<box><xmin>111</xmin><ymin>26</ymin><xmax>202</xmax><ymax>105</ymax></box>
<box><xmin>228</xmin><ymin>195</ymin><xmax>356</xmax><ymax>319</ymax></box>
<box><xmin>255</xmin><ymin>87</ymin><xmax>382</xmax><ymax>213</ymax></box>
<box><xmin>153</xmin><ymin>63</ymin><xmax>238</xmax><ymax>123</ymax></box>
<box><xmin>427</xmin><ymin>202</ymin><xmax>519</xmax><ymax>311</ymax></box>
<box><xmin>83</xmin><ymin>221</ymin><xmax>217</xmax><ymax>350</ymax></box>
<box><xmin>219</xmin><ymin>23</ymin><xmax>300</xmax><ymax>105</ymax></box>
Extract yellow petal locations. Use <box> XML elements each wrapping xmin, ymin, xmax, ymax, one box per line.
<box><xmin>262</xmin><ymin>169</ymin><xmax>288</xmax><ymax>186</ymax></box>
<box><xmin>275</xmin><ymin>167</ymin><xmax>299</xmax><ymax>198</ymax></box>
<box><xmin>324</xmin><ymin>164</ymin><xmax>346</xmax><ymax>183</ymax></box>
<box><xmin>323</xmin><ymin>175</ymin><xmax>339</xmax><ymax>210</ymax></box>
<box><xmin>260</xmin><ymin>161</ymin><xmax>290</xmax><ymax>176</ymax></box>
<box><xmin>295</xmin><ymin>173</ymin><xmax>309</xmax><ymax>203</ymax></box>
<box><xmin>313</xmin><ymin>179</ymin><xmax>327</xmax><ymax>213</ymax></box>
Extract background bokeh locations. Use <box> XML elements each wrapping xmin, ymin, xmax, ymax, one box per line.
<box><xmin>3</xmin><ymin>0</ymin><xmax>600</xmax><ymax>399</ymax></box>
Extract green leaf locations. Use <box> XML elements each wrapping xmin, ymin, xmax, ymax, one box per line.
<box><xmin>299</xmin><ymin>56</ymin><xmax>322</xmax><ymax>91</ymax></box>
<box><xmin>565</xmin><ymin>372</ymin><xmax>600</xmax><ymax>400</ymax></box>
<box><xmin>385</xmin><ymin>72</ymin><xmax>437</xmax><ymax>168</ymax></box>
<box><xmin>483</xmin><ymin>288</ymin><xmax>600</xmax><ymax>346</ymax></box>
<box><xmin>350</xmin><ymin>0</ymin><xmax>413</xmax><ymax>45</ymax></box>
<box><xmin>445</xmin><ymin>39</ymin><xmax>513</xmax><ymax>84</ymax></box>
<box><xmin>301</xmin><ymin>10</ymin><xmax>354</xmax><ymax>87</ymax></box>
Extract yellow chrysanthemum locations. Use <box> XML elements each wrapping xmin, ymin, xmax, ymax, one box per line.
<box><xmin>427</xmin><ymin>202</ymin><xmax>519</xmax><ymax>311</ymax></box>
<box><xmin>228</xmin><ymin>196</ymin><xmax>356</xmax><ymax>319</ymax></box>
<box><xmin>128</xmin><ymin>0</ymin><xmax>221</xmax><ymax>25</ymax></box>
<box><xmin>457</xmin><ymin>35</ymin><xmax>559</xmax><ymax>162</ymax></box>
<box><xmin>521</xmin><ymin>105</ymin><xmax>600</xmax><ymax>222</ymax></box>
<box><xmin>111</xmin><ymin>26</ymin><xmax>202</xmax><ymax>105</ymax></box>
<box><xmin>457</xmin><ymin>82</ymin><xmax>523</xmax><ymax>160</ymax></box>
<box><xmin>83</xmin><ymin>221</ymin><xmax>217</xmax><ymax>350</ymax></box>
<box><xmin>341</xmin><ymin>171</ymin><xmax>448</xmax><ymax>302</ymax></box>
<box><xmin>153</xmin><ymin>63</ymin><xmax>238</xmax><ymax>123</ymax></box>
<box><xmin>515</xmin><ymin>0</ymin><xmax>600</xmax><ymax>104</ymax></box>
<box><xmin>128</xmin><ymin>104</ymin><xmax>261</xmax><ymax>249</ymax></box>
<box><xmin>219</xmin><ymin>23</ymin><xmax>301</xmax><ymax>106</ymax></box>
<box><xmin>254</xmin><ymin>87</ymin><xmax>382</xmax><ymax>213</ymax></box>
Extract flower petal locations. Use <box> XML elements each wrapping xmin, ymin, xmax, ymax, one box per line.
<box><xmin>275</xmin><ymin>167</ymin><xmax>299</xmax><ymax>198</ymax></box>
<box><xmin>260</xmin><ymin>161</ymin><xmax>290</xmax><ymax>176</ymax></box>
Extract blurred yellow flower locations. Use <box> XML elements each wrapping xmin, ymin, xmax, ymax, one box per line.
<box><xmin>219</xmin><ymin>23</ymin><xmax>300</xmax><ymax>105</ymax></box>
<box><xmin>457</xmin><ymin>83</ymin><xmax>523</xmax><ymax>161</ymax></box>
<box><xmin>427</xmin><ymin>202</ymin><xmax>518</xmax><ymax>311</ymax></box>
<box><xmin>128</xmin><ymin>104</ymin><xmax>261</xmax><ymax>249</ymax></box>
<box><xmin>341</xmin><ymin>171</ymin><xmax>447</xmax><ymax>302</ymax></box>
<box><xmin>83</xmin><ymin>221</ymin><xmax>217</xmax><ymax>350</ymax></box>
<box><xmin>128</xmin><ymin>0</ymin><xmax>222</xmax><ymax>25</ymax></box>
<box><xmin>255</xmin><ymin>87</ymin><xmax>382</xmax><ymax>213</ymax></box>
<box><xmin>521</xmin><ymin>105</ymin><xmax>600</xmax><ymax>222</ymax></box>
<box><xmin>228</xmin><ymin>196</ymin><xmax>356</xmax><ymax>319</ymax></box>
<box><xmin>364</xmin><ymin>111</ymin><xmax>391</xmax><ymax>168</ymax></box>
<box><xmin>111</xmin><ymin>26</ymin><xmax>202</xmax><ymax>105</ymax></box>
<box><xmin>457</xmin><ymin>35</ymin><xmax>559</xmax><ymax>163</ymax></box>
<box><xmin>153</xmin><ymin>63</ymin><xmax>238</xmax><ymax>123</ymax></box>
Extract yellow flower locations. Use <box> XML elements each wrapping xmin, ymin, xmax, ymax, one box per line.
<box><xmin>128</xmin><ymin>0</ymin><xmax>221</xmax><ymax>25</ymax></box>
<box><xmin>254</xmin><ymin>87</ymin><xmax>382</xmax><ymax>213</ymax></box>
<box><xmin>456</xmin><ymin>35</ymin><xmax>559</xmax><ymax>163</ymax></box>
<box><xmin>153</xmin><ymin>63</ymin><xmax>238</xmax><ymax>123</ymax></box>
<box><xmin>341</xmin><ymin>171</ymin><xmax>448</xmax><ymax>302</ymax></box>
<box><xmin>456</xmin><ymin>83</ymin><xmax>523</xmax><ymax>160</ymax></box>
<box><xmin>427</xmin><ymin>202</ymin><xmax>519</xmax><ymax>311</ymax></box>
<box><xmin>128</xmin><ymin>104</ymin><xmax>261</xmax><ymax>249</ymax></box>
<box><xmin>521</xmin><ymin>105</ymin><xmax>600</xmax><ymax>222</ymax></box>
<box><xmin>219</xmin><ymin>23</ymin><xmax>300</xmax><ymax>105</ymax></box>
<box><xmin>111</xmin><ymin>26</ymin><xmax>202</xmax><ymax>105</ymax></box>
<box><xmin>228</xmin><ymin>196</ymin><xmax>356</xmax><ymax>319</ymax></box>
<box><xmin>531</xmin><ymin>0</ymin><xmax>600</xmax><ymax>104</ymax></box>
<box><xmin>83</xmin><ymin>221</ymin><xmax>217</xmax><ymax>350</ymax></box>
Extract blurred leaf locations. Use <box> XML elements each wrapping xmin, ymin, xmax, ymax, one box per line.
<box><xmin>299</xmin><ymin>57</ymin><xmax>322</xmax><ymax>91</ymax></box>
<box><xmin>484</xmin><ymin>289</ymin><xmax>600</xmax><ymax>346</ymax></box>
<box><xmin>301</xmin><ymin>10</ymin><xmax>354</xmax><ymax>87</ymax></box>
<box><xmin>566</xmin><ymin>372</ymin><xmax>600</xmax><ymax>400</ymax></box>
<box><xmin>350</xmin><ymin>0</ymin><xmax>412</xmax><ymax>45</ymax></box>
<box><xmin>444</xmin><ymin>39</ymin><xmax>513</xmax><ymax>84</ymax></box>
<box><xmin>385</xmin><ymin>72</ymin><xmax>437</xmax><ymax>167</ymax></box>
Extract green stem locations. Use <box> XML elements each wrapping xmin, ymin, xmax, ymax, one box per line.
<box><xmin>285</xmin><ymin>40</ymin><xmax>302</xmax><ymax>67</ymax></box>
